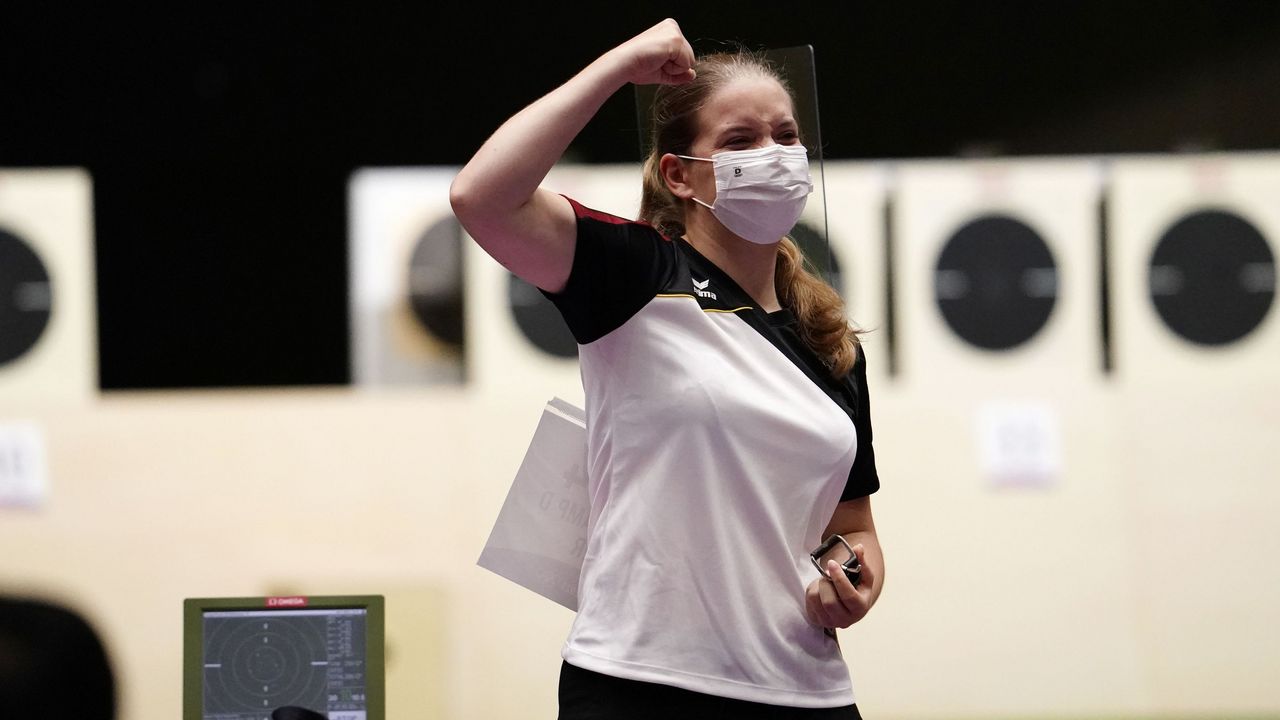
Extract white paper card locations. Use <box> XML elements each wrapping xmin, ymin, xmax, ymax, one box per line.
<box><xmin>0</xmin><ymin>422</ymin><xmax>49</xmax><ymax>508</ymax></box>
<box><xmin>976</xmin><ymin>402</ymin><xmax>1062</xmax><ymax>490</ymax></box>
<box><xmin>477</xmin><ymin>398</ymin><xmax>589</xmax><ymax>610</ymax></box>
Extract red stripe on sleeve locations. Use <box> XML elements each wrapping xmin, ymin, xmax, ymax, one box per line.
<box><xmin>563</xmin><ymin>193</ymin><xmax>675</xmax><ymax>230</ymax></box>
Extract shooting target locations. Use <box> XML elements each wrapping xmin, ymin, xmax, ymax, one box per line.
<box><xmin>934</xmin><ymin>214</ymin><xmax>1058</xmax><ymax>352</ymax></box>
<box><xmin>0</xmin><ymin>169</ymin><xmax>95</xmax><ymax>405</ymax></box>
<box><xmin>1147</xmin><ymin>209</ymin><xmax>1275</xmax><ymax>346</ymax></box>
<box><xmin>1110</xmin><ymin>153</ymin><xmax>1280</xmax><ymax>386</ymax></box>
<box><xmin>0</xmin><ymin>228</ymin><xmax>52</xmax><ymax>366</ymax></box>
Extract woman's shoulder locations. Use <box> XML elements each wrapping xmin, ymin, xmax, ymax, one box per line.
<box><xmin>560</xmin><ymin>195</ymin><xmax>666</xmax><ymax>235</ymax></box>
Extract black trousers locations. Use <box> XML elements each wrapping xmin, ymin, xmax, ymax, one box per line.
<box><xmin>558</xmin><ymin>661</ymin><xmax>864</xmax><ymax>720</ymax></box>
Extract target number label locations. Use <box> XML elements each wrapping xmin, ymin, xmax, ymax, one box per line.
<box><xmin>976</xmin><ymin>402</ymin><xmax>1062</xmax><ymax>490</ymax></box>
<box><xmin>0</xmin><ymin>423</ymin><xmax>47</xmax><ymax>508</ymax></box>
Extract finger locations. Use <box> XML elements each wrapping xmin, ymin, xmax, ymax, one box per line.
<box><xmin>808</xmin><ymin>584</ymin><xmax>835</xmax><ymax>628</ymax></box>
<box><xmin>661</xmin><ymin>29</ymin><xmax>695</xmax><ymax>79</ymax></box>
<box><xmin>815</xmin><ymin>587</ymin><xmax>838</xmax><ymax>628</ymax></box>
<box><xmin>661</xmin><ymin>34</ymin><xmax>694</xmax><ymax>69</ymax></box>
<box><xmin>660</xmin><ymin>61</ymin><xmax>696</xmax><ymax>85</ymax></box>
<box><xmin>681</xmin><ymin>34</ymin><xmax>695</xmax><ymax>59</ymax></box>
<box><xmin>818</xmin><ymin>578</ymin><xmax>854</xmax><ymax>627</ymax></box>
<box><xmin>676</xmin><ymin>36</ymin><xmax>696</xmax><ymax>73</ymax></box>
<box><xmin>806</xmin><ymin>591</ymin><xmax>827</xmax><ymax>628</ymax></box>
<box><xmin>851</xmin><ymin>545</ymin><xmax>875</xmax><ymax>590</ymax></box>
<box><xmin>827</xmin><ymin>559</ymin><xmax>861</xmax><ymax>607</ymax></box>
<box><xmin>660</xmin><ymin>69</ymin><xmax>695</xmax><ymax>85</ymax></box>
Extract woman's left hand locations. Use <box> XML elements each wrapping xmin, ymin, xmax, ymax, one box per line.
<box><xmin>804</xmin><ymin>543</ymin><xmax>876</xmax><ymax>630</ymax></box>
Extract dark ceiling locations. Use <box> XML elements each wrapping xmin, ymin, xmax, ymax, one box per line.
<box><xmin>3</xmin><ymin>2</ymin><xmax>1278</xmax><ymax>388</ymax></box>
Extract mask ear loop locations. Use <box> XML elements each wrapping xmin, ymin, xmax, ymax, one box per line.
<box><xmin>673</xmin><ymin>155</ymin><xmax>715</xmax><ymax>211</ymax></box>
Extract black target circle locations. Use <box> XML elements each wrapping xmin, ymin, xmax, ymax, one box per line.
<box><xmin>508</xmin><ymin>273</ymin><xmax>578</xmax><ymax>359</ymax></box>
<box><xmin>1148</xmin><ymin>209</ymin><xmax>1275</xmax><ymax>346</ymax></box>
<box><xmin>933</xmin><ymin>214</ymin><xmax>1058</xmax><ymax>351</ymax></box>
<box><xmin>203</xmin><ymin>617</ymin><xmax>328</xmax><ymax>714</ymax></box>
<box><xmin>789</xmin><ymin>220</ymin><xmax>844</xmax><ymax>293</ymax></box>
<box><xmin>408</xmin><ymin>215</ymin><xmax>465</xmax><ymax>348</ymax></box>
<box><xmin>0</xmin><ymin>227</ymin><xmax>54</xmax><ymax>366</ymax></box>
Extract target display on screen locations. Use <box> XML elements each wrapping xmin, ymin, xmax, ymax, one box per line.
<box><xmin>202</xmin><ymin>609</ymin><xmax>365</xmax><ymax>719</ymax></box>
<box><xmin>185</xmin><ymin>598</ymin><xmax>383</xmax><ymax>720</ymax></box>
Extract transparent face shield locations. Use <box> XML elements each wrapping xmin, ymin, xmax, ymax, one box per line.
<box><xmin>635</xmin><ymin>45</ymin><xmax>834</xmax><ymax>287</ymax></box>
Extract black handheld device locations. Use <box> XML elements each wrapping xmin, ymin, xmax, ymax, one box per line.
<box><xmin>810</xmin><ymin>533</ymin><xmax>862</xmax><ymax>586</ymax></box>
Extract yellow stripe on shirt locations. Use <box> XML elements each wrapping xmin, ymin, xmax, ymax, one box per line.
<box><xmin>654</xmin><ymin>293</ymin><xmax>754</xmax><ymax>314</ymax></box>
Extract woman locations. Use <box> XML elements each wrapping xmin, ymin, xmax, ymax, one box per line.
<box><xmin>452</xmin><ymin>19</ymin><xmax>884</xmax><ymax>719</ymax></box>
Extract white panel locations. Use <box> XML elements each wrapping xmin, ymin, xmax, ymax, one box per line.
<box><xmin>1109</xmin><ymin>154</ymin><xmax>1280</xmax><ymax>712</ymax></box>
<box><xmin>348</xmin><ymin>168</ymin><xmax>464</xmax><ymax>387</ymax></box>
<box><xmin>894</xmin><ymin>158</ymin><xmax>1104</xmax><ymax>389</ymax></box>
<box><xmin>822</xmin><ymin>161</ymin><xmax>890</xmax><ymax>383</ymax></box>
<box><xmin>0</xmin><ymin>168</ymin><xmax>96</xmax><ymax>406</ymax></box>
<box><xmin>464</xmin><ymin>164</ymin><xmax>642</xmax><ymax>404</ymax></box>
<box><xmin>869</xmin><ymin>159</ymin><xmax>1147</xmax><ymax>715</ymax></box>
<box><xmin>1109</xmin><ymin>153</ymin><xmax>1280</xmax><ymax>389</ymax></box>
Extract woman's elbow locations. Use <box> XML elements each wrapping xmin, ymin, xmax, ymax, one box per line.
<box><xmin>452</xmin><ymin>172</ymin><xmax>521</xmax><ymax>241</ymax></box>
<box><xmin>448</xmin><ymin>175</ymin><xmax>477</xmax><ymax>223</ymax></box>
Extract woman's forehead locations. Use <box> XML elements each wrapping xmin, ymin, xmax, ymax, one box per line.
<box><xmin>698</xmin><ymin>76</ymin><xmax>796</xmax><ymax>132</ymax></box>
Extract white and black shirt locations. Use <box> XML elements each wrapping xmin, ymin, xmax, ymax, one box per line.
<box><xmin>542</xmin><ymin>196</ymin><xmax>880</xmax><ymax>708</ymax></box>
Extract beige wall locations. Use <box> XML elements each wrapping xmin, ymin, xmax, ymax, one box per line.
<box><xmin>2</xmin><ymin>376</ymin><xmax>1279</xmax><ymax>719</ymax></box>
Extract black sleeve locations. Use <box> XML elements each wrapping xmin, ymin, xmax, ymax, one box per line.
<box><xmin>840</xmin><ymin>351</ymin><xmax>881</xmax><ymax>501</ymax></box>
<box><xmin>538</xmin><ymin>196</ymin><xmax>675</xmax><ymax>345</ymax></box>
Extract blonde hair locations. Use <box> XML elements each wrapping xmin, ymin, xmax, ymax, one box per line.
<box><xmin>638</xmin><ymin>51</ymin><xmax>861</xmax><ymax>377</ymax></box>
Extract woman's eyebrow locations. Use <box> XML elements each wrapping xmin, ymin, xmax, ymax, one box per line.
<box><xmin>714</xmin><ymin>118</ymin><xmax>797</xmax><ymax>141</ymax></box>
<box><xmin>716</xmin><ymin>124</ymin><xmax>758</xmax><ymax>137</ymax></box>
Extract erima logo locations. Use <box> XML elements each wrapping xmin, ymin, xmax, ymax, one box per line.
<box><xmin>693</xmin><ymin>277</ymin><xmax>717</xmax><ymax>300</ymax></box>
<box><xmin>733</xmin><ymin>167</ymin><xmax>742</xmax><ymax>177</ymax></box>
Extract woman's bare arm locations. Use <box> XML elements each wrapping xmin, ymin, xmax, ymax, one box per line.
<box><xmin>449</xmin><ymin>19</ymin><xmax>695</xmax><ymax>293</ymax></box>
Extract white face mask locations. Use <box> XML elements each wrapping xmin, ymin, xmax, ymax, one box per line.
<box><xmin>677</xmin><ymin>144</ymin><xmax>813</xmax><ymax>244</ymax></box>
